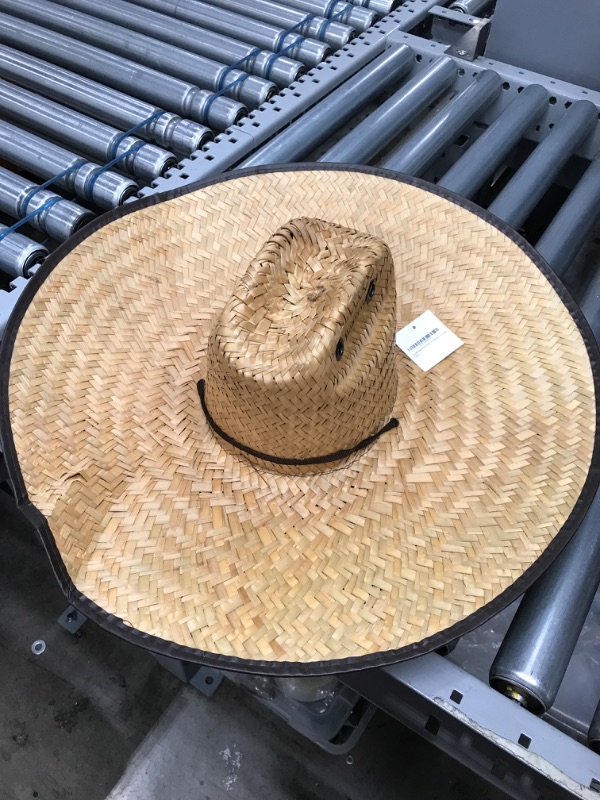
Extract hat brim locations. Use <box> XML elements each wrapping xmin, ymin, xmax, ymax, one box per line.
<box><xmin>2</xmin><ymin>165</ymin><xmax>599</xmax><ymax>675</ymax></box>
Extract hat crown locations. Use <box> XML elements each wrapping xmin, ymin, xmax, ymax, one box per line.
<box><xmin>204</xmin><ymin>218</ymin><xmax>397</xmax><ymax>469</ymax></box>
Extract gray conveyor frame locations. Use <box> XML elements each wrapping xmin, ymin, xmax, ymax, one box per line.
<box><xmin>342</xmin><ymin>654</ymin><xmax>600</xmax><ymax>799</ymax></box>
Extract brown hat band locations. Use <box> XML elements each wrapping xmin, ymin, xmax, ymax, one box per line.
<box><xmin>197</xmin><ymin>379</ymin><xmax>399</xmax><ymax>467</ymax></box>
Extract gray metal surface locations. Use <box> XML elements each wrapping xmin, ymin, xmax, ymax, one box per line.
<box><xmin>0</xmin><ymin>271</ymin><xmax>36</xmax><ymax>338</ymax></box>
<box><xmin>444</xmin><ymin>17</ymin><xmax>491</xmax><ymax>62</ymax></box>
<box><xmin>199</xmin><ymin>0</ymin><xmax>356</xmax><ymax>49</ymax></box>
<box><xmin>320</xmin><ymin>56</ymin><xmax>457</xmax><ymax>164</ymax></box>
<box><xmin>0</xmin><ymin>46</ymin><xmax>212</xmax><ymax>156</ymax></box>
<box><xmin>241</xmin><ymin>44</ymin><xmax>414</xmax><ymax>167</ymax></box>
<box><xmin>0</xmin><ymin>79</ymin><xmax>175</xmax><ymax>183</ymax></box>
<box><xmin>343</xmin><ymin>653</ymin><xmax>600</xmax><ymax>799</ymax></box>
<box><xmin>452</xmin><ymin>592</ymin><xmax>600</xmax><ymax>755</ymax></box>
<box><xmin>386</xmin><ymin>30</ymin><xmax>600</xmax><ymax>161</ymax></box>
<box><xmin>0</xmin><ymin>12</ymin><xmax>245</xmax><ymax>131</ymax></box>
<box><xmin>51</xmin><ymin>0</ymin><xmax>304</xmax><ymax>88</ymax></box>
<box><xmin>438</xmin><ymin>84</ymin><xmax>548</xmax><ymax>198</ymax></box>
<box><xmin>127</xmin><ymin>0</ymin><xmax>331</xmax><ymax>68</ymax></box>
<box><xmin>0</xmin><ymin>225</ymin><xmax>47</xmax><ymax>279</ymax></box>
<box><xmin>56</xmin><ymin>605</ymin><xmax>87</xmax><ymax>634</ymax></box>
<box><xmin>487</xmin><ymin>100</ymin><xmax>597</xmax><ymax>229</ymax></box>
<box><xmin>225</xmin><ymin>674</ymin><xmax>376</xmax><ymax>754</ymax></box>
<box><xmin>581</xmin><ymin>270</ymin><xmax>600</xmax><ymax>343</ymax></box>
<box><xmin>429</xmin><ymin>5</ymin><xmax>484</xmax><ymax>49</ymax></box>
<box><xmin>536</xmin><ymin>159</ymin><xmax>600</xmax><ymax>279</ymax></box>
<box><xmin>485</xmin><ymin>0</ymin><xmax>600</xmax><ymax>92</ymax></box>
<box><xmin>283</xmin><ymin>0</ymin><xmax>377</xmax><ymax>31</ymax></box>
<box><xmin>6</xmin><ymin>0</ymin><xmax>275</xmax><ymax>109</ymax></box>
<box><xmin>381</xmin><ymin>69</ymin><xmax>502</xmax><ymax>175</ymax></box>
<box><xmin>0</xmin><ymin>167</ymin><xmax>93</xmax><ymax>242</ymax></box>
<box><xmin>0</xmin><ymin>119</ymin><xmax>138</xmax><ymax>209</ymax></box>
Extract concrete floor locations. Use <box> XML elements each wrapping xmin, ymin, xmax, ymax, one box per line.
<box><xmin>0</xmin><ymin>489</ymin><xmax>508</xmax><ymax>800</ymax></box>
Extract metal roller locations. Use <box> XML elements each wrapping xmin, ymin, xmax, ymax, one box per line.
<box><xmin>0</xmin><ymin>80</ymin><xmax>176</xmax><ymax>184</ymax></box>
<box><xmin>535</xmin><ymin>159</ymin><xmax>600</xmax><ymax>279</ymax></box>
<box><xmin>479</xmin><ymin>104</ymin><xmax>600</xmax><ymax>717</ymax></box>
<box><xmin>241</xmin><ymin>44</ymin><xmax>415</xmax><ymax>167</ymax></box>
<box><xmin>49</xmin><ymin>0</ymin><xmax>304</xmax><ymax>88</ymax></box>
<box><xmin>0</xmin><ymin>225</ymin><xmax>47</xmax><ymax>279</ymax></box>
<box><xmin>5</xmin><ymin>0</ymin><xmax>275</xmax><ymax>109</ymax></box>
<box><xmin>283</xmin><ymin>0</ymin><xmax>377</xmax><ymax>31</ymax></box>
<box><xmin>320</xmin><ymin>57</ymin><xmax>457</xmax><ymax>164</ymax></box>
<box><xmin>487</xmin><ymin>101</ymin><xmax>597</xmax><ymax>229</ymax></box>
<box><xmin>488</xmin><ymin>262</ymin><xmax>600</xmax><ymax>714</ymax></box>
<box><xmin>438</xmin><ymin>84</ymin><xmax>549</xmax><ymax>199</ymax></box>
<box><xmin>348</xmin><ymin>0</ymin><xmax>396</xmax><ymax>16</ymax></box>
<box><xmin>450</xmin><ymin>0</ymin><xmax>495</xmax><ymax>14</ymax></box>
<box><xmin>581</xmin><ymin>268</ymin><xmax>600</xmax><ymax>341</ymax></box>
<box><xmin>127</xmin><ymin>0</ymin><xmax>330</xmax><ymax>68</ymax></box>
<box><xmin>200</xmin><ymin>0</ymin><xmax>356</xmax><ymax>50</ymax></box>
<box><xmin>0</xmin><ymin>13</ymin><xmax>246</xmax><ymax>131</ymax></box>
<box><xmin>489</xmin><ymin>490</ymin><xmax>600</xmax><ymax>714</ymax></box>
<box><xmin>0</xmin><ymin>46</ymin><xmax>211</xmax><ymax>157</ymax></box>
<box><xmin>381</xmin><ymin>70</ymin><xmax>502</xmax><ymax>176</ymax></box>
<box><xmin>0</xmin><ymin>120</ymin><xmax>138</xmax><ymax>210</ymax></box>
<box><xmin>0</xmin><ymin>167</ymin><xmax>94</xmax><ymax>242</ymax></box>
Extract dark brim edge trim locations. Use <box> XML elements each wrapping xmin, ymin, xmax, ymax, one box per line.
<box><xmin>2</xmin><ymin>163</ymin><xmax>600</xmax><ymax>677</ymax></box>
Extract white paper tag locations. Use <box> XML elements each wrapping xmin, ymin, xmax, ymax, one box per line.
<box><xmin>395</xmin><ymin>310</ymin><xmax>463</xmax><ymax>372</ymax></box>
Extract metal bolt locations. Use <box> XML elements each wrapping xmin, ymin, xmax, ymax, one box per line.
<box><xmin>503</xmin><ymin>686</ymin><xmax>528</xmax><ymax>707</ymax></box>
<box><xmin>456</xmin><ymin>49</ymin><xmax>469</xmax><ymax>57</ymax></box>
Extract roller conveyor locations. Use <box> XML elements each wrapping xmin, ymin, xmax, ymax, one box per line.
<box><xmin>320</xmin><ymin>55</ymin><xmax>459</xmax><ymax>163</ymax></box>
<box><xmin>3</xmin><ymin>0</ymin><xmax>278</xmax><ymax>108</ymax></box>
<box><xmin>240</xmin><ymin>43</ymin><xmax>416</xmax><ymax>166</ymax></box>
<box><xmin>3</xmin><ymin>1</ymin><xmax>600</xmax><ymax>795</ymax></box>
<box><xmin>184</xmin><ymin>0</ymin><xmax>358</xmax><ymax>49</ymax></box>
<box><xmin>50</xmin><ymin>0</ymin><xmax>307</xmax><ymax>88</ymax></box>
<box><xmin>0</xmin><ymin>79</ymin><xmax>177</xmax><ymax>183</ymax></box>
<box><xmin>126</xmin><ymin>0</ymin><xmax>333</xmax><ymax>66</ymax></box>
<box><xmin>0</xmin><ymin>46</ymin><xmax>214</xmax><ymax>155</ymax></box>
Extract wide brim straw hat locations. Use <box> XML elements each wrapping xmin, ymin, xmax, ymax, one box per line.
<box><xmin>2</xmin><ymin>165</ymin><xmax>599</xmax><ymax>675</ymax></box>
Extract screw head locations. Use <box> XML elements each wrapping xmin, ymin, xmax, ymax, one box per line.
<box><xmin>457</xmin><ymin>49</ymin><xmax>468</xmax><ymax>56</ymax></box>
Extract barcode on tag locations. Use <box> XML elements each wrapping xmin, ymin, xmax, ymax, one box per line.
<box><xmin>406</xmin><ymin>328</ymin><xmax>439</xmax><ymax>352</ymax></box>
<box><xmin>395</xmin><ymin>311</ymin><xmax>463</xmax><ymax>372</ymax></box>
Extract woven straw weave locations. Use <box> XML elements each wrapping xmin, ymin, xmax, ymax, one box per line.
<box><xmin>6</xmin><ymin>169</ymin><xmax>596</xmax><ymax>665</ymax></box>
<box><xmin>206</xmin><ymin>216</ymin><xmax>397</xmax><ymax>469</ymax></box>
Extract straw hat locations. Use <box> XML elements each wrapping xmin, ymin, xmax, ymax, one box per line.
<box><xmin>2</xmin><ymin>165</ymin><xmax>598</xmax><ymax>675</ymax></box>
